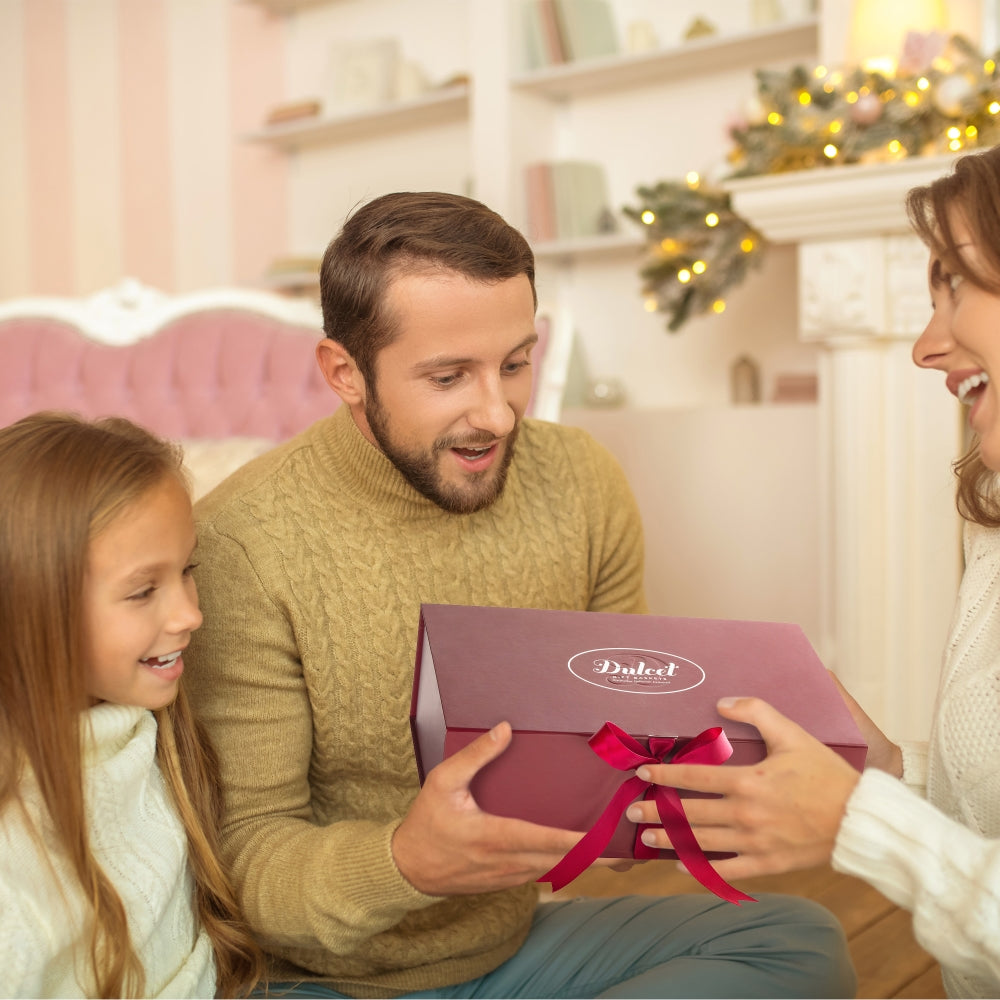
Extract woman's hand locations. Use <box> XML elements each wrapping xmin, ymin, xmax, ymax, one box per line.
<box><xmin>626</xmin><ymin>696</ymin><xmax>862</xmax><ymax>880</ymax></box>
<box><xmin>828</xmin><ymin>671</ymin><xmax>903</xmax><ymax>777</ymax></box>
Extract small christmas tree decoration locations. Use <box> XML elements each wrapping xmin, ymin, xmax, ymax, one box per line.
<box><xmin>623</xmin><ymin>176</ymin><xmax>766</xmax><ymax>333</ymax></box>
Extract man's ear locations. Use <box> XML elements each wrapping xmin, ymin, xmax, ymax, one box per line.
<box><xmin>316</xmin><ymin>338</ymin><xmax>366</xmax><ymax>406</ymax></box>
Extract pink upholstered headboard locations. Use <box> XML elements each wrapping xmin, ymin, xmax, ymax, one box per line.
<box><xmin>0</xmin><ymin>279</ymin><xmax>566</xmax><ymax>498</ymax></box>
<box><xmin>0</xmin><ymin>279</ymin><xmax>336</xmax><ymax>441</ymax></box>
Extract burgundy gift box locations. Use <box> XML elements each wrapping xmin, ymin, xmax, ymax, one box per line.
<box><xmin>410</xmin><ymin>604</ymin><xmax>867</xmax><ymax>859</ymax></box>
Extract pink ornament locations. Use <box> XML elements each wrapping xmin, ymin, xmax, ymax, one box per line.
<box><xmin>851</xmin><ymin>93</ymin><xmax>883</xmax><ymax>125</ymax></box>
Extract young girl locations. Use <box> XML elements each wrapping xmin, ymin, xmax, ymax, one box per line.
<box><xmin>0</xmin><ymin>412</ymin><xmax>264</xmax><ymax>997</ymax></box>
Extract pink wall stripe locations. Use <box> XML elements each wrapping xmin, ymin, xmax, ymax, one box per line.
<box><xmin>24</xmin><ymin>0</ymin><xmax>74</xmax><ymax>294</ymax></box>
<box><xmin>229</xmin><ymin>4</ymin><xmax>288</xmax><ymax>287</ymax></box>
<box><xmin>0</xmin><ymin>0</ymin><xmax>30</xmax><ymax>299</ymax></box>
<box><xmin>118</xmin><ymin>0</ymin><xmax>175</xmax><ymax>291</ymax></box>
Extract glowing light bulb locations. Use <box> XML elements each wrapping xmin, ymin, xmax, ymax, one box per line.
<box><xmin>660</xmin><ymin>238</ymin><xmax>679</xmax><ymax>253</ymax></box>
<box><xmin>767</xmin><ymin>111</ymin><xmax>783</xmax><ymax>125</ymax></box>
<box><xmin>643</xmin><ymin>297</ymin><xmax>658</xmax><ymax>312</ymax></box>
<box><xmin>829</xmin><ymin>120</ymin><xmax>843</xmax><ymax>134</ymax></box>
<box><xmin>705</xmin><ymin>213</ymin><xmax>720</xmax><ymax>227</ymax></box>
<box><xmin>641</xmin><ymin>210</ymin><xmax>656</xmax><ymax>225</ymax></box>
<box><xmin>823</xmin><ymin>144</ymin><xmax>838</xmax><ymax>158</ymax></box>
<box><xmin>798</xmin><ymin>91</ymin><xmax>812</xmax><ymax>105</ymax></box>
<box><xmin>686</xmin><ymin>171</ymin><xmax>700</xmax><ymax>188</ymax></box>
<box><xmin>888</xmin><ymin>139</ymin><xmax>903</xmax><ymax>154</ymax></box>
<box><xmin>677</xmin><ymin>269</ymin><xmax>692</xmax><ymax>284</ymax></box>
<box><xmin>712</xmin><ymin>299</ymin><xmax>726</xmax><ymax>314</ymax></box>
<box><xmin>692</xmin><ymin>260</ymin><xmax>707</xmax><ymax>274</ymax></box>
<box><xmin>740</xmin><ymin>238</ymin><xmax>755</xmax><ymax>253</ymax></box>
<box><xmin>917</xmin><ymin>77</ymin><xmax>930</xmax><ymax>90</ymax></box>
<box><xmin>990</xmin><ymin>101</ymin><xmax>1000</xmax><ymax>114</ymax></box>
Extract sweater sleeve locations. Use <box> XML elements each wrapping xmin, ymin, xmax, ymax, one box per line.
<box><xmin>832</xmin><ymin>767</ymin><xmax>1000</xmax><ymax>985</ymax></box>
<box><xmin>186</xmin><ymin>519</ymin><xmax>439</xmax><ymax>959</ymax></box>
<box><xmin>575</xmin><ymin>434</ymin><xmax>649</xmax><ymax>615</ymax></box>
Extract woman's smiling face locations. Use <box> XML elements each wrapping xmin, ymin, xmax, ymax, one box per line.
<box><xmin>912</xmin><ymin>210</ymin><xmax>1000</xmax><ymax>473</ymax></box>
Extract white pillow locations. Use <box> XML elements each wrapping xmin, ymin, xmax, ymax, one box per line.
<box><xmin>180</xmin><ymin>437</ymin><xmax>276</xmax><ymax>501</ymax></box>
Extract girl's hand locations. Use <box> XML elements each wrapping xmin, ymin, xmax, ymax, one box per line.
<box><xmin>626</xmin><ymin>696</ymin><xmax>862</xmax><ymax>880</ymax></box>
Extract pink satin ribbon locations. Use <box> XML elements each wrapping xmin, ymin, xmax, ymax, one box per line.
<box><xmin>537</xmin><ymin>722</ymin><xmax>756</xmax><ymax>905</ymax></box>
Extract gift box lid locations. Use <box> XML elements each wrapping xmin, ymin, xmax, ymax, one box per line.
<box><xmin>412</xmin><ymin>603</ymin><xmax>865</xmax><ymax>778</ymax></box>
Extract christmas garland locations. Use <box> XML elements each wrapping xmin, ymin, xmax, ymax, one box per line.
<box><xmin>627</xmin><ymin>33</ymin><xmax>1000</xmax><ymax>333</ymax></box>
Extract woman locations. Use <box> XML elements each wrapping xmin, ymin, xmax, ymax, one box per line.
<box><xmin>628</xmin><ymin>145</ymin><xmax>1000</xmax><ymax>999</ymax></box>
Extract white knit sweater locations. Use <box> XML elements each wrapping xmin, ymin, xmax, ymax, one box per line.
<box><xmin>833</xmin><ymin>520</ymin><xmax>1000</xmax><ymax>999</ymax></box>
<box><xmin>0</xmin><ymin>702</ymin><xmax>216</xmax><ymax>998</ymax></box>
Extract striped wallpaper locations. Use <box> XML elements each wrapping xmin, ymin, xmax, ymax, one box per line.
<box><xmin>0</xmin><ymin>0</ymin><xmax>287</xmax><ymax>299</ymax></box>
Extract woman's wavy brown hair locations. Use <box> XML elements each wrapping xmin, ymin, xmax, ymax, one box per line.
<box><xmin>907</xmin><ymin>145</ymin><xmax>1000</xmax><ymax>526</ymax></box>
<box><xmin>0</xmin><ymin>412</ymin><xmax>264</xmax><ymax>997</ymax></box>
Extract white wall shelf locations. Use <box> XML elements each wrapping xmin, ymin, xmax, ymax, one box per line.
<box><xmin>532</xmin><ymin>231</ymin><xmax>645</xmax><ymax>263</ymax></box>
<box><xmin>510</xmin><ymin>17</ymin><xmax>819</xmax><ymax>100</ymax></box>
<box><xmin>243</xmin><ymin>0</ymin><xmax>336</xmax><ymax>13</ymax></box>
<box><xmin>245</xmin><ymin>84</ymin><xmax>469</xmax><ymax>148</ymax></box>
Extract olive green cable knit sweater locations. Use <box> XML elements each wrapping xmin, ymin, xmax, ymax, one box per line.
<box><xmin>185</xmin><ymin>406</ymin><xmax>647</xmax><ymax>997</ymax></box>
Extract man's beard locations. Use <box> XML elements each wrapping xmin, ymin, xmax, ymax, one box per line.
<box><xmin>364</xmin><ymin>389</ymin><xmax>518</xmax><ymax>514</ymax></box>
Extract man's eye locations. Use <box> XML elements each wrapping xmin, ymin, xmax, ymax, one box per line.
<box><xmin>431</xmin><ymin>374</ymin><xmax>459</xmax><ymax>387</ymax></box>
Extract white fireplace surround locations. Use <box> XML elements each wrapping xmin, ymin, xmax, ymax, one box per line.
<box><xmin>727</xmin><ymin>153</ymin><xmax>965</xmax><ymax>742</ymax></box>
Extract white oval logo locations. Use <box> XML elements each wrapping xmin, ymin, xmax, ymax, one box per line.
<box><xmin>567</xmin><ymin>647</ymin><xmax>705</xmax><ymax>695</ymax></box>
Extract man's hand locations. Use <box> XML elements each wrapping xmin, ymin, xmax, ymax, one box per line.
<box><xmin>625</xmin><ymin>697</ymin><xmax>862</xmax><ymax>880</ymax></box>
<box><xmin>393</xmin><ymin>722</ymin><xmax>598</xmax><ymax>896</ymax></box>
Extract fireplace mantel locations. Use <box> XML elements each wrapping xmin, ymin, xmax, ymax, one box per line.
<box><xmin>725</xmin><ymin>153</ymin><xmax>965</xmax><ymax>741</ymax></box>
<box><xmin>726</xmin><ymin>153</ymin><xmax>958</xmax><ymax>242</ymax></box>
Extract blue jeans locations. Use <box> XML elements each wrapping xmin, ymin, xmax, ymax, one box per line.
<box><xmin>260</xmin><ymin>893</ymin><xmax>856</xmax><ymax>999</ymax></box>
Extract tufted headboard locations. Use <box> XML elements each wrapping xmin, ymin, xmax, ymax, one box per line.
<box><xmin>0</xmin><ymin>279</ymin><xmax>567</xmax><ymax>498</ymax></box>
<box><xmin>0</xmin><ymin>278</ymin><xmax>335</xmax><ymax>498</ymax></box>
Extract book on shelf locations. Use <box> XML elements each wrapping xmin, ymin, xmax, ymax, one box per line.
<box><xmin>553</xmin><ymin>0</ymin><xmax>619</xmax><ymax>61</ymax></box>
<box><xmin>265</xmin><ymin>99</ymin><xmax>322</xmax><ymax>126</ymax></box>
<box><xmin>520</xmin><ymin>0</ymin><xmax>618</xmax><ymax>69</ymax></box>
<box><xmin>525</xmin><ymin>160</ymin><xmax>616</xmax><ymax>243</ymax></box>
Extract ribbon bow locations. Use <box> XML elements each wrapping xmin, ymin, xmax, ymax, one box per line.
<box><xmin>538</xmin><ymin>722</ymin><xmax>755</xmax><ymax>905</ymax></box>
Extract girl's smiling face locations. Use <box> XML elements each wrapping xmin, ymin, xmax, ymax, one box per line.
<box><xmin>82</xmin><ymin>475</ymin><xmax>202</xmax><ymax>710</ymax></box>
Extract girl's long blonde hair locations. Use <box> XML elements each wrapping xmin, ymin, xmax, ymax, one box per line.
<box><xmin>0</xmin><ymin>412</ymin><xmax>264</xmax><ymax>997</ymax></box>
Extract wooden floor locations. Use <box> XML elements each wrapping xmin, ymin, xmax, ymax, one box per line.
<box><xmin>547</xmin><ymin>862</ymin><xmax>945</xmax><ymax>999</ymax></box>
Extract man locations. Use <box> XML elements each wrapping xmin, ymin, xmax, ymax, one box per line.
<box><xmin>186</xmin><ymin>191</ymin><xmax>855</xmax><ymax>998</ymax></box>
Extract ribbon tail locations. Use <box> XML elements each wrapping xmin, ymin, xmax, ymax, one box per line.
<box><xmin>652</xmin><ymin>786</ymin><xmax>756</xmax><ymax>906</ymax></box>
<box><xmin>539</xmin><ymin>775</ymin><xmax>647</xmax><ymax>892</ymax></box>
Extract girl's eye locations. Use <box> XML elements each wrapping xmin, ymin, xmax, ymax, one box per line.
<box><xmin>183</xmin><ymin>562</ymin><xmax>199</xmax><ymax>576</ymax></box>
<box><xmin>128</xmin><ymin>587</ymin><xmax>155</xmax><ymax>602</ymax></box>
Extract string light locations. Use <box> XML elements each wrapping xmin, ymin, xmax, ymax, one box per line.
<box><xmin>641</xmin><ymin>210</ymin><xmax>655</xmax><ymax>225</ymax></box>
<box><xmin>692</xmin><ymin>260</ymin><xmax>707</xmax><ymax>274</ymax></box>
<box><xmin>705</xmin><ymin>212</ymin><xmax>720</xmax><ymax>227</ymax></box>
<box><xmin>677</xmin><ymin>269</ymin><xmax>692</xmax><ymax>284</ymax></box>
<box><xmin>712</xmin><ymin>300</ymin><xmax>726</xmax><ymax>314</ymax></box>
